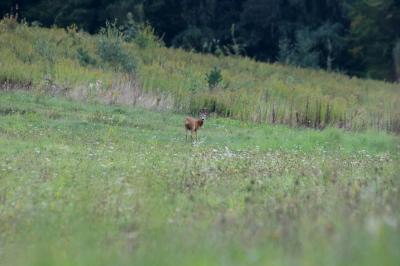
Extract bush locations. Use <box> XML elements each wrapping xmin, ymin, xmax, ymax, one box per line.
<box><xmin>96</xmin><ymin>21</ymin><xmax>137</xmax><ymax>73</ymax></box>
<box><xmin>134</xmin><ymin>23</ymin><xmax>163</xmax><ymax>49</ymax></box>
<box><xmin>123</xmin><ymin>13</ymin><xmax>163</xmax><ymax>49</ymax></box>
<box><xmin>0</xmin><ymin>14</ymin><xmax>19</xmax><ymax>32</ymax></box>
<box><xmin>33</xmin><ymin>39</ymin><xmax>56</xmax><ymax>64</ymax></box>
<box><xmin>206</xmin><ymin>66</ymin><xmax>223</xmax><ymax>90</ymax></box>
<box><xmin>76</xmin><ymin>47</ymin><xmax>97</xmax><ymax>66</ymax></box>
<box><xmin>33</xmin><ymin>38</ymin><xmax>57</xmax><ymax>77</ymax></box>
<box><xmin>123</xmin><ymin>12</ymin><xmax>138</xmax><ymax>42</ymax></box>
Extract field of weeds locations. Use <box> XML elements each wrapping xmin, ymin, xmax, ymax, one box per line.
<box><xmin>0</xmin><ymin>90</ymin><xmax>399</xmax><ymax>265</ymax></box>
<box><xmin>1</xmin><ymin>17</ymin><xmax>399</xmax><ymax>133</ymax></box>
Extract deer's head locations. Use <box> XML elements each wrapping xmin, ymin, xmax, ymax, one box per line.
<box><xmin>199</xmin><ymin>109</ymin><xmax>208</xmax><ymax>121</ymax></box>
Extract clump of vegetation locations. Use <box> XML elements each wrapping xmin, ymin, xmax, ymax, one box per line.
<box><xmin>96</xmin><ymin>21</ymin><xmax>137</xmax><ymax>73</ymax></box>
<box><xmin>123</xmin><ymin>12</ymin><xmax>139</xmax><ymax>42</ymax></box>
<box><xmin>76</xmin><ymin>47</ymin><xmax>96</xmax><ymax>66</ymax></box>
<box><xmin>0</xmin><ymin>13</ymin><xmax>19</xmax><ymax>32</ymax></box>
<box><xmin>123</xmin><ymin>12</ymin><xmax>163</xmax><ymax>49</ymax></box>
<box><xmin>206</xmin><ymin>66</ymin><xmax>223</xmax><ymax>90</ymax></box>
<box><xmin>33</xmin><ymin>38</ymin><xmax>56</xmax><ymax>76</ymax></box>
<box><xmin>133</xmin><ymin>24</ymin><xmax>163</xmax><ymax>49</ymax></box>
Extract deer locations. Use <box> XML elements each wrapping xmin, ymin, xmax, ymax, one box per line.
<box><xmin>185</xmin><ymin>109</ymin><xmax>207</xmax><ymax>141</ymax></box>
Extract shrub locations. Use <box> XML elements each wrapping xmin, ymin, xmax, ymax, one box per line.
<box><xmin>33</xmin><ymin>38</ymin><xmax>57</xmax><ymax>77</ymax></box>
<box><xmin>0</xmin><ymin>14</ymin><xmax>19</xmax><ymax>32</ymax></box>
<box><xmin>134</xmin><ymin>23</ymin><xmax>163</xmax><ymax>49</ymax></box>
<box><xmin>123</xmin><ymin>12</ymin><xmax>138</xmax><ymax>42</ymax></box>
<box><xmin>65</xmin><ymin>24</ymin><xmax>81</xmax><ymax>47</ymax></box>
<box><xmin>96</xmin><ymin>21</ymin><xmax>137</xmax><ymax>73</ymax></box>
<box><xmin>206</xmin><ymin>66</ymin><xmax>223</xmax><ymax>90</ymax></box>
<box><xmin>33</xmin><ymin>39</ymin><xmax>56</xmax><ymax>64</ymax></box>
<box><xmin>123</xmin><ymin>13</ymin><xmax>163</xmax><ymax>49</ymax></box>
<box><xmin>76</xmin><ymin>47</ymin><xmax>96</xmax><ymax>66</ymax></box>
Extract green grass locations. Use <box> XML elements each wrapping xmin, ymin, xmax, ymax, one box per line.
<box><xmin>0</xmin><ymin>90</ymin><xmax>399</xmax><ymax>266</ymax></box>
<box><xmin>1</xmin><ymin>17</ymin><xmax>399</xmax><ymax>132</ymax></box>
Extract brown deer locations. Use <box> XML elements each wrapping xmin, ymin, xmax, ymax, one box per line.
<box><xmin>185</xmin><ymin>110</ymin><xmax>207</xmax><ymax>141</ymax></box>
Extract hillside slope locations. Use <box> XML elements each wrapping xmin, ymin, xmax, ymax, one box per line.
<box><xmin>0</xmin><ymin>17</ymin><xmax>399</xmax><ymax>132</ymax></box>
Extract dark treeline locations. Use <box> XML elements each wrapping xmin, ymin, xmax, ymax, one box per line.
<box><xmin>1</xmin><ymin>0</ymin><xmax>400</xmax><ymax>81</ymax></box>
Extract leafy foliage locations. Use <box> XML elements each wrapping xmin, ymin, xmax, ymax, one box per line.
<box><xmin>278</xmin><ymin>29</ymin><xmax>320</xmax><ymax>68</ymax></box>
<box><xmin>76</xmin><ymin>47</ymin><xmax>96</xmax><ymax>66</ymax></box>
<box><xmin>133</xmin><ymin>23</ymin><xmax>163</xmax><ymax>49</ymax></box>
<box><xmin>348</xmin><ymin>0</ymin><xmax>400</xmax><ymax>79</ymax></box>
<box><xmin>96</xmin><ymin>21</ymin><xmax>137</xmax><ymax>73</ymax></box>
<box><xmin>206</xmin><ymin>66</ymin><xmax>223</xmax><ymax>90</ymax></box>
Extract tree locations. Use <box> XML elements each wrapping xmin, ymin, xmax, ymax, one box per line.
<box><xmin>144</xmin><ymin>0</ymin><xmax>186</xmax><ymax>45</ymax></box>
<box><xmin>393</xmin><ymin>40</ymin><xmax>400</xmax><ymax>82</ymax></box>
<box><xmin>348</xmin><ymin>0</ymin><xmax>400</xmax><ymax>80</ymax></box>
<box><xmin>0</xmin><ymin>0</ymin><xmax>18</xmax><ymax>16</ymax></box>
<box><xmin>238</xmin><ymin>0</ymin><xmax>348</xmax><ymax>63</ymax></box>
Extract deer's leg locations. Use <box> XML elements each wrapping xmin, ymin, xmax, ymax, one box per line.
<box><xmin>186</xmin><ymin>130</ymin><xmax>188</xmax><ymax>141</ymax></box>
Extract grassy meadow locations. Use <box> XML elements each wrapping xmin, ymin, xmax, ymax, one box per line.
<box><xmin>0</xmin><ymin>17</ymin><xmax>399</xmax><ymax>132</ymax></box>
<box><xmin>0</xmin><ymin>90</ymin><xmax>399</xmax><ymax>266</ymax></box>
<box><xmin>0</xmin><ymin>17</ymin><xmax>400</xmax><ymax>266</ymax></box>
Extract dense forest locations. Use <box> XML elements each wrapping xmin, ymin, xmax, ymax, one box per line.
<box><xmin>1</xmin><ymin>0</ymin><xmax>399</xmax><ymax>81</ymax></box>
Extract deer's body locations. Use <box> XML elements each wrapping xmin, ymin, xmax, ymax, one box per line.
<box><xmin>185</xmin><ymin>111</ymin><xmax>206</xmax><ymax>141</ymax></box>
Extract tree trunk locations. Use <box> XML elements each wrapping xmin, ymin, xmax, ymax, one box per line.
<box><xmin>393</xmin><ymin>40</ymin><xmax>400</xmax><ymax>82</ymax></box>
<box><xmin>326</xmin><ymin>38</ymin><xmax>333</xmax><ymax>72</ymax></box>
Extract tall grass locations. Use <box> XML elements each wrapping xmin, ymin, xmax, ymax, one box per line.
<box><xmin>1</xmin><ymin>16</ymin><xmax>399</xmax><ymax>132</ymax></box>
